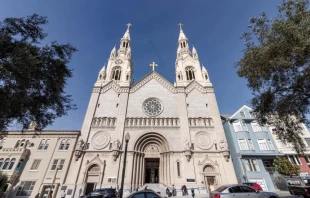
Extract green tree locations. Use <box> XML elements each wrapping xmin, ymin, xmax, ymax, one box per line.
<box><xmin>0</xmin><ymin>14</ymin><xmax>77</xmax><ymax>131</ymax></box>
<box><xmin>273</xmin><ymin>156</ymin><xmax>300</xmax><ymax>176</ymax></box>
<box><xmin>236</xmin><ymin>0</ymin><xmax>310</xmax><ymax>153</ymax></box>
<box><xmin>0</xmin><ymin>171</ymin><xmax>8</xmax><ymax>192</ymax></box>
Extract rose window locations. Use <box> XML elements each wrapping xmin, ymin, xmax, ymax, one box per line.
<box><xmin>143</xmin><ymin>99</ymin><xmax>163</xmax><ymax>116</ymax></box>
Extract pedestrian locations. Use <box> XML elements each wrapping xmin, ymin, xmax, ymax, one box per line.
<box><xmin>184</xmin><ymin>185</ymin><xmax>188</xmax><ymax>196</ymax></box>
<box><xmin>61</xmin><ymin>190</ymin><xmax>66</xmax><ymax>198</ymax></box>
<box><xmin>191</xmin><ymin>188</ymin><xmax>195</xmax><ymax>198</ymax></box>
<box><xmin>181</xmin><ymin>185</ymin><xmax>185</xmax><ymax>196</ymax></box>
<box><xmin>166</xmin><ymin>188</ymin><xmax>170</xmax><ymax>196</ymax></box>
<box><xmin>136</xmin><ymin>186</ymin><xmax>139</xmax><ymax>192</ymax></box>
<box><xmin>35</xmin><ymin>193</ymin><xmax>40</xmax><ymax>198</ymax></box>
<box><xmin>145</xmin><ymin>185</ymin><xmax>148</xmax><ymax>190</ymax></box>
<box><xmin>172</xmin><ymin>184</ymin><xmax>176</xmax><ymax>196</ymax></box>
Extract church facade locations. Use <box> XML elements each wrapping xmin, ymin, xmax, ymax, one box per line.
<box><xmin>64</xmin><ymin>24</ymin><xmax>237</xmax><ymax>197</ymax></box>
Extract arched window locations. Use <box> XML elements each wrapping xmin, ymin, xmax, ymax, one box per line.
<box><xmin>88</xmin><ymin>164</ymin><xmax>100</xmax><ymax>172</ymax></box>
<box><xmin>59</xmin><ymin>139</ymin><xmax>66</xmax><ymax>150</ymax></box>
<box><xmin>44</xmin><ymin>139</ymin><xmax>50</xmax><ymax>150</ymax></box>
<box><xmin>15</xmin><ymin>159</ymin><xmax>24</xmax><ymax>171</ymax></box>
<box><xmin>2</xmin><ymin>158</ymin><xmax>10</xmax><ymax>170</ymax></box>
<box><xmin>8</xmin><ymin>158</ymin><xmax>16</xmax><ymax>170</ymax></box>
<box><xmin>38</xmin><ymin>139</ymin><xmax>45</xmax><ymax>150</ymax></box>
<box><xmin>65</xmin><ymin>140</ymin><xmax>70</xmax><ymax>150</ymax></box>
<box><xmin>204</xmin><ymin>74</ymin><xmax>208</xmax><ymax>80</ymax></box>
<box><xmin>19</xmin><ymin>140</ymin><xmax>26</xmax><ymax>148</ymax></box>
<box><xmin>185</xmin><ymin>67</ymin><xmax>195</xmax><ymax>80</ymax></box>
<box><xmin>111</xmin><ymin>67</ymin><xmax>122</xmax><ymax>81</ymax></box>
<box><xmin>177</xmin><ymin>161</ymin><xmax>181</xmax><ymax>177</ymax></box>
<box><xmin>0</xmin><ymin>158</ymin><xmax>4</xmax><ymax>168</ymax></box>
<box><xmin>15</xmin><ymin>140</ymin><xmax>20</xmax><ymax>148</ymax></box>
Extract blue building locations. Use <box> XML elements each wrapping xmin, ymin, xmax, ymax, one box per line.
<box><xmin>221</xmin><ymin>105</ymin><xmax>282</xmax><ymax>192</ymax></box>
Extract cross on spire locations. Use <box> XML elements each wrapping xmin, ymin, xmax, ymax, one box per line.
<box><xmin>150</xmin><ymin>62</ymin><xmax>158</xmax><ymax>71</ymax></box>
<box><xmin>178</xmin><ymin>23</ymin><xmax>183</xmax><ymax>30</ymax></box>
<box><xmin>126</xmin><ymin>23</ymin><xmax>132</xmax><ymax>30</ymax></box>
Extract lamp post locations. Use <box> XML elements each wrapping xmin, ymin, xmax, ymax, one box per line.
<box><xmin>48</xmin><ymin>166</ymin><xmax>60</xmax><ymax>198</ymax></box>
<box><xmin>120</xmin><ymin>133</ymin><xmax>130</xmax><ymax>198</ymax></box>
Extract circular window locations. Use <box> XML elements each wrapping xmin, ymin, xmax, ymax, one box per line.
<box><xmin>143</xmin><ymin>98</ymin><xmax>163</xmax><ymax>116</ymax></box>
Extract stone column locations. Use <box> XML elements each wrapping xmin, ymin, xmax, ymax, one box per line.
<box><xmin>131</xmin><ymin>152</ymin><xmax>137</xmax><ymax>190</ymax></box>
<box><xmin>136</xmin><ymin>153</ymin><xmax>141</xmax><ymax>186</ymax></box>
<box><xmin>140</xmin><ymin>154</ymin><xmax>144</xmax><ymax>185</ymax></box>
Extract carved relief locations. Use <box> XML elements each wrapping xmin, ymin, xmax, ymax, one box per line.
<box><xmin>219</xmin><ymin>140</ymin><xmax>228</xmax><ymax>150</ymax></box>
<box><xmin>188</xmin><ymin>117</ymin><xmax>213</xmax><ymax>127</ymax></box>
<box><xmin>144</xmin><ymin>144</ymin><xmax>160</xmax><ymax>153</ymax></box>
<box><xmin>91</xmin><ymin>117</ymin><xmax>117</xmax><ymax>127</ymax></box>
<box><xmin>125</xmin><ymin>117</ymin><xmax>180</xmax><ymax>127</ymax></box>
<box><xmin>195</xmin><ymin>131</ymin><xmax>213</xmax><ymax>150</ymax></box>
<box><xmin>91</xmin><ymin>132</ymin><xmax>111</xmax><ymax>150</ymax></box>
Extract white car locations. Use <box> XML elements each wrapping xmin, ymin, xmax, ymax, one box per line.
<box><xmin>210</xmin><ymin>184</ymin><xmax>280</xmax><ymax>198</ymax></box>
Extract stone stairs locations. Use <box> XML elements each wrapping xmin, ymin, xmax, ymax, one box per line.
<box><xmin>139</xmin><ymin>183</ymin><xmax>167</xmax><ymax>195</ymax></box>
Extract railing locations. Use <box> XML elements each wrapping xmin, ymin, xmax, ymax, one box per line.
<box><xmin>125</xmin><ymin>117</ymin><xmax>180</xmax><ymax>127</ymax></box>
<box><xmin>1</xmin><ymin>148</ymin><xmax>26</xmax><ymax>153</ymax></box>
<box><xmin>188</xmin><ymin>117</ymin><xmax>213</xmax><ymax>127</ymax></box>
<box><xmin>91</xmin><ymin>117</ymin><xmax>117</xmax><ymax>127</ymax></box>
<box><xmin>264</xmin><ymin>167</ymin><xmax>276</xmax><ymax>173</ymax></box>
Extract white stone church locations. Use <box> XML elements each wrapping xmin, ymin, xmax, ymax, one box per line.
<box><xmin>64</xmin><ymin>24</ymin><xmax>237</xmax><ymax>197</ymax></box>
<box><xmin>1</xmin><ymin>24</ymin><xmax>237</xmax><ymax>198</ymax></box>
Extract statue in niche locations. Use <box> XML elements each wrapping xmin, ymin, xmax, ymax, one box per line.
<box><xmin>183</xmin><ymin>139</ymin><xmax>191</xmax><ymax>150</ymax></box>
<box><xmin>219</xmin><ymin>140</ymin><xmax>228</xmax><ymax>150</ymax></box>
<box><xmin>112</xmin><ymin>139</ymin><xmax>121</xmax><ymax>150</ymax></box>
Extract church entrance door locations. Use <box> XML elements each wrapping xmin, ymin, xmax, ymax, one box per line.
<box><xmin>145</xmin><ymin>158</ymin><xmax>159</xmax><ymax>183</ymax></box>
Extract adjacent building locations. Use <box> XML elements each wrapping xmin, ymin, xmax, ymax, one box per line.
<box><xmin>0</xmin><ymin>123</ymin><xmax>79</xmax><ymax>198</ymax></box>
<box><xmin>221</xmin><ymin>105</ymin><xmax>282</xmax><ymax>192</ymax></box>
<box><xmin>269</xmin><ymin>123</ymin><xmax>310</xmax><ymax>176</ymax></box>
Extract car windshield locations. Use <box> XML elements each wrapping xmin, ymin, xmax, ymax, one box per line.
<box><xmin>214</xmin><ymin>186</ymin><xmax>228</xmax><ymax>192</ymax></box>
<box><xmin>106</xmin><ymin>189</ymin><xmax>116</xmax><ymax>193</ymax></box>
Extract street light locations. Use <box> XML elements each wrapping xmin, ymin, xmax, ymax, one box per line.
<box><xmin>120</xmin><ymin>133</ymin><xmax>130</xmax><ymax>198</ymax></box>
<box><xmin>48</xmin><ymin>166</ymin><xmax>60</xmax><ymax>198</ymax></box>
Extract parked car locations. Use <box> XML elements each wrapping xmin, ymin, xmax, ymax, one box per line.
<box><xmin>126</xmin><ymin>190</ymin><xmax>165</xmax><ymax>198</ymax></box>
<box><xmin>210</xmin><ymin>184</ymin><xmax>279</xmax><ymax>198</ymax></box>
<box><xmin>243</xmin><ymin>182</ymin><xmax>263</xmax><ymax>191</ymax></box>
<box><xmin>80</xmin><ymin>188</ymin><xmax>117</xmax><ymax>198</ymax></box>
<box><xmin>285</xmin><ymin>176</ymin><xmax>310</xmax><ymax>197</ymax></box>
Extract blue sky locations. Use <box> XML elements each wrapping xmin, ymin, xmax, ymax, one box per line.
<box><xmin>0</xmin><ymin>0</ymin><xmax>282</xmax><ymax>130</ymax></box>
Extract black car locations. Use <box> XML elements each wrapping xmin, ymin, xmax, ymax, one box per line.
<box><xmin>127</xmin><ymin>190</ymin><xmax>164</xmax><ymax>198</ymax></box>
<box><xmin>80</xmin><ymin>188</ymin><xmax>117</xmax><ymax>198</ymax></box>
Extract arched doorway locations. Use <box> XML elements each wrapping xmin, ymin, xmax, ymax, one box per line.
<box><xmin>85</xmin><ymin>164</ymin><xmax>100</xmax><ymax>195</ymax></box>
<box><xmin>203</xmin><ymin>165</ymin><xmax>216</xmax><ymax>192</ymax></box>
<box><xmin>131</xmin><ymin>132</ymin><xmax>170</xmax><ymax>189</ymax></box>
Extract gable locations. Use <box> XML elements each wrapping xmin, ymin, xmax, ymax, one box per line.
<box><xmin>230</xmin><ymin>105</ymin><xmax>253</xmax><ymax>120</ymax></box>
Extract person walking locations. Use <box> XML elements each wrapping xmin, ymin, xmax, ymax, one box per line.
<box><xmin>166</xmin><ymin>188</ymin><xmax>170</xmax><ymax>197</ymax></box>
<box><xmin>172</xmin><ymin>185</ymin><xmax>176</xmax><ymax>196</ymax></box>
<box><xmin>191</xmin><ymin>188</ymin><xmax>195</xmax><ymax>198</ymax></box>
<box><xmin>61</xmin><ymin>190</ymin><xmax>66</xmax><ymax>198</ymax></box>
<box><xmin>184</xmin><ymin>185</ymin><xmax>188</xmax><ymax>196</ymax></box>
<box><xmin>181</xmin><ymin>185</ymin><xmax>185</xmax><ymax>196</ymax></box>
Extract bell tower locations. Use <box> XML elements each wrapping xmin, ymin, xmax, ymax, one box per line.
<box><xmin>95</xmin><ymin>24</ymin><xmax>133</xmax><ymax>87</ymax></box>
<box><xmin>175</xmin><ymin>24</ymin><xmax>212</xmax><ymax>87</ymax></box>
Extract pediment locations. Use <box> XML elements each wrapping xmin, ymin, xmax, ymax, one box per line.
<box><xmin>87</xmin><ymin>155</ymin><xmax>105</xmax><ymax>166</ymax></box>
<box><xmin>130</xmin><ymin>71</ymin><xmax>177</xmax><ymax>93</ymax></box>
<box><xmin>185</xmin><ymin>80</ymin><xmax>211</xmax><ymax>94</ymax></box>
<box><xmin>198</xmin><ymin>154</ymin><xmax>218</xmax><ymax>167</ymax></box>
<box><xmin>93</xmin><ymin>81</ymin><xmax>129</xmax><ymax>93</ymax></box>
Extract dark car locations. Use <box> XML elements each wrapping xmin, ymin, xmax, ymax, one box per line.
<box><xmin>285</xmin><ymin>176</ymin><xmax>310</xmax><ymax>197</ymax></box>
<box><xmin>80</xmin><ymin>188</ymin><xmax>117</xmax><ymax>198</ymax></box>
<box><xmin>126</xmin><ymin>190</ymin><xmax>164</xmax><ymax>198</ymax></box>
<box><xmin>243</xmin><ymin>182</ymin><xmax>263</xmax><ymax>191</ymax></box>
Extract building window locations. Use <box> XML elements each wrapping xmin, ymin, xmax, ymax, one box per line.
<box><xmin>19</xmin><ymin>140</ymin><xmax>26</xmax><ymax>148</ymax></box>
<box><xmin>65</xmin><ymin>140</ymin><xmax>70</xmax><ymax>150</ymax></box>
<box><xmin>0</xmin><ymin>158</ymin><xmax>3</xmax><ymax>168</ymax></box>
<box><xmin>305</xmin><ymin>156</ymin><xmax>310</xmax><ymax>167</ymax></box>
<box><xmin>51</xmin><ymin>159</ymin><xmax>65</xmax><ymax>170</ymax></box>
<box><xmin>251</xmin><ymin>122</ymin><xmax>267</xmax><ymax>132</ymax></box>
<box><xmin>305</xmin><ymin>139</ymin><xmax>310</xmax><ymax>147</ymax></box>
<box><xmin>15</xmin><ymin>140</ymin><xmax>20</xmax><ymax>148</ymax></box>
<box><xmin>233</xmin><ymin>121</ymin><xmax>248</xmax><ymax>132</ymax></box>
<box><xmin>111</xmin><ymin>66</ymin><xmax>122</xmax><ymax>81</ymax></box>
<box><xmin>276</xmin><ymin>139</ymin><xmax>286</xmax><ymax>148</ymax></box>
<box><xmin>177</xmin><ymin>161</ymin><xmax>181</xmax><ymax>177</ymax></box>
<box><xmin>108</xmin><ymin>177</ymin><xmax>116</xmax><ymax>183</ymax></box>
<box><xmin>257</xmin><ymin>139</ymin><xmax>269</xmax><ymax>151</ymax></box>
<box><xmin>30</xmin><ymin>159</ymin><xmax>41</xmax><ymax>170</ymax></box>
<box><xmin>15</xmin><ymin>181</ymin><xmax>36</xmax><ymax>196</ymax></box>
<box><xmin>2</xmin><ymin>158</ymin><xmax>10</xmax><ymax>170</ymax></box>
<box><xmin>267</xmin><ymin>139</ymin><xmax>275</xmax><ymax>150</ymax></box>
<box><xmin>240</xmin><ymin>111</ymin><xmax>246</xmax><ymax>117</ymax></box>
<box><xmin>0</xmin><ymin>139</ymin><xmax>6</xmax><ymax>149</ymax></box>
<box><xmin>238</xmin><ymin>139</ymin><xmax>249</xmax><ymax>150</ymax></box>
<box><xmin>185</xmin><ymin>67</ymin><xmax>195</xmax><ymax>80</ymax></box>
<box><xmin>248</xmin><ymin>139</ymin><xmax>255</xmax><ymax>150</ymax></box>
<box><xmin>59</xmin><ymin>139</ymin><xmax>66</xmax><ymax>150</ymax></box>
<box><xmin>245</xmin><ymin>159</ymin><xmax>260</xmax><ymax>172</ymax></box>
<box><xmin>8</xmin><ymin>158</ymin><xmax>16</xmax><ymax>170</ymax></box>
<box><xmin>288</xmin><ymin>155</ymin><xmax>301</xmax><ymax>165</ymax></box>
<box><xmin>38</xmin><ymin>139</ymin><xmax>50</xmax><ymax>150</ymax></box>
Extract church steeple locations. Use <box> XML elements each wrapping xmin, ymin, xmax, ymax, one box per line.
<box><xmin>175</xmin><ymin>24</ymin><xmax>212</xmax><ymax>87</ymax></box>
<box><xmin>95</xmin><ymin>24</ymin><xmax>133</xmax><ymax>87</ymax></box>
<box><xmin>177</xmin><ymin>23</ymin><xmax>191</xmax><ymax>59</ymax></box>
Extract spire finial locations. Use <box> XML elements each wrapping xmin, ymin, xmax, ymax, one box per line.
<box><xmin>178</xmin><ymin>23</ymin><xmax>183</xmax><ymax>30</ymax></box>
<box><xmin>150</xmin><ymin>61</ymin><xmax>158</xmax><ymax>71</ymax></box>
<box><xmin>126</xmin><ymin>23</ymin><xmax>132</xmax><ymax>30</ymax></box>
